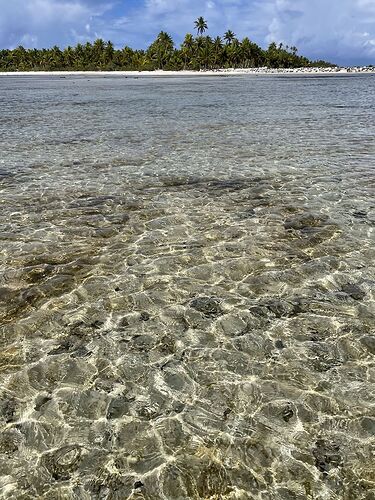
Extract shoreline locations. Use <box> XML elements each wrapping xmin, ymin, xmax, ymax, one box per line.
<box><xmin>0</xmin><ymin>67</ymin><xmax>374</xmax><ymax>77</ymax></box>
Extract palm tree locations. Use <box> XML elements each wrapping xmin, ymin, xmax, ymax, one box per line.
<box><xmin>227</xmin><ymin>38</ymin><xmax>241</xmax><ymax>67</ymax></box>
<box><xmin>212</xmin><ymin>36</ymin><xmax>223</xmax><ymax>68</ymax></box>
<box><xmin>198</xmin><ymin>36</ymin><xmax>213</xmax><ymax>69</ymax></box>
<box><xmin>240</xmin><ymin>37</ymin><xmax>265</xmax><ymax>68</ymax></box>
<box><xmin>92</xmin><ymin>38</ymin><xmax>106</xmax><ymax>68</ymax></box>
<box><xmin>224</xmin><ymin>30</ymin><xmax>236</xmax><ymax>45</ymax></box>
<box><xmin>13</xmin><ymin>46</ymin><xmax>27</xmax><ymax>70</ymax></box>
<box><xmin>0</xmin><ymin>28</ymin><xmax>318</xmax><ymax>72</ymax></box>
<box><xmin>147</xmin><ymin>31</ymin><xmax>175</xmax><ymax>69</ymax></box>
<box><xmin>104</xmin><ymin>41</ymin><xmax>115</xmax><ymax>66</ymax></box>
<box><xmin>83</xmin><ymin>42</ymin><xmax>94</xmax><ymax>69</ymax></box>
<box><xmin>121</xmin><ymin>46</ymin><xmax>135</xmax><ymax>68</ymax></box>
<box><xmin>181</xmin><ymin>33</ymin><xmax>195</xmax><ymax>69</ymax></box>
<box><xmin>63</xmin><ymin>46</ymin><xmax>75</xmax><ymax>68</ymax></box>
<box><xmin>73</xmin><ymin>43</ymin><xmax>84</xmax><ymax>68</ymax></box>
<box><xmin>195</xmin><ymin>17</ymin><xmax>208</xmax><ymax>36</ymax></box>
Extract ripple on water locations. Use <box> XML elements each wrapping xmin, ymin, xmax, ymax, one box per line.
<box><xmin>0</xmin><ymin>75</ymin><xmax>375</xmax><ymax>499</ymax></box>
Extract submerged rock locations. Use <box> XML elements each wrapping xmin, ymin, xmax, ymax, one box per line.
<box><xmin>360</xmin><ymin>336</ymin><xmax>375</xmax><ymax>355</ymax></box>
<box><xmin>86</xmin><ymin>475</ymin><xmax>134</xmax><ymax>498</ymax></box>
<box><xmin>41</xmin><ymin>445</ymin><xmax>82</xmax><ymax>480</ymax></box>
<box><xmin>251</xmin><ymin>299</ymin><xmax>296</xmax><ymax>319</ymax></box>
<box><xmin>261</xmin><ymin>400</ymin><xmax>296</xmax><ymax>424</ymax></box>
<box><xmin>107</xmin><ymin>395</ymin><xmax>133</xmax><ymax>420</ymax></box>
<box><xmin>313</xmin><ymin>439</ymin><xmax>342</xmax><ymax>474</ymax></box>
<box><xmin>20</xmin><ymin>286</ymin><xmax>43</xmax><ymax>304</ymax></box>
<box><xmin>290</xmin><ymin>297</ymin><xmax>313</xmax><ymax>315</ymax></box>
<box><xmin>34</xmin><ymin>395</ymin><xmax>52</xmax><ymax>412</ymax></box>
<box><xmin>23</xmin><ymin>264</ymin><xmax>55</xmax><ymax>284</ymax></box>
<box><xmin>360</xmin><ymin>417</ymin><xmax>375</xmax><ymax>435</ymax></box>
<box><xmin>282</xmin><ymin>403</ymin><xmax>294</xmax><ymax>422</ymax></box>
<box><xmin>216</xmin><ymin>314</ymin><xmax>247</xmax><ymax>336</ymax></box>
<box><xmin>249</xmin><ymin>305</ymin><xmax>270</xmax><ymax>318</ymax></box>
<box><xmin>140</xmin><ymin>311</ymin><xmax>150</xmax><ymax>321</ymax></box>
<box><xmin>275</xmin><ymin>340</ymin><xmax>285</xmax><ymax>349</ymax></box>
<box><xmin>352</xmin><ymin>210</ymin><xmax>367</xmax><ymax>219</ymax></box>
<box><xmin>48</xmin><ymin>335</ymin><xmax>81</xmax><ymax>355</ymax></box>
<box><xmin>71</xmin><ymin>346</ymin><xmax>92</xmax><ymax>358</ymax></box>
<box><xmin>48</xmin><ymin>339</ymin><xmax>75</xmax><ymax>355</ymax></box>
<box><xmin>0</xmin><ymin>398</ymin><xmax>17</xmax><ymax>423</ymax></box>
<box><xmin>0</xmin><ymin>287</ymin><xmax>12</xmax><ymax>301</ymax></box>
<box><xmin>190</xmin><ymin>296</ymin><xmax>222</xmax><ymax>317</ymax></box>
<box><xmin>341</xmin><ymin>283</ymin><xmax>366</xmax><ymax>301</ymax></box>
<box><xmin>265</xmin><ymin>299</ymin><xmax>295</xmax><ymax>318</ymax></box>
<box><xmin>309</xmin><ymin>343</ymin><xmax>342</xmax><ymax>372</ymax></box>
<box><xmin>284</xmin><ymin>213</ymin><xmax>328</xmax><ymax>230</ymax></box>
<box><xmin>208</xmin><ymin>179</ymin><xmax>247</xmax><ymax>192</ymax></box>
<box><xmin>0</xmin><ymin>428</ymin><xmax>22</xmax><ymax>454</ymax></box>
<box><xmin>237</xmin><ymin>208</ymin><xmax>256</xmax><ymax>219</ymax></box>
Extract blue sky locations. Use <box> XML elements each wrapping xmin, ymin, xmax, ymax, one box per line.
<box><xmin>0</xmin><ymin>0</ymin><xmax>374</xmax><ymax>65</ymax></box>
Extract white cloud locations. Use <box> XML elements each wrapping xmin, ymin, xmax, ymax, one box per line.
<box><xmin>0</xmin><ymin>0</ymin><xmax>111</xmax><ymax>48</ymax></box>
<box><xmin>256</xmin><ymin>0</ymin><xmax>375</xmax><ymax>63</ymax></box>
<box><xmin>105</xmin><ymin>0</ymin><xmax>375</xmax><ymax>64</ymax></box>
<box><xmin>0</xmin><ymin>0</ymin><xmax>374</xmax><ymax>65</ymax></box>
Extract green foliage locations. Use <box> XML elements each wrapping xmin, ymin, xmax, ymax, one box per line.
<box><xmin>309</xmin><ymin>59</ymin><xmax>337</xmax><ymax>68</ymax></box>
<box><xmin>146</xmin><ymin>31</ymin><xmax>175</xmax><ymax>69</ymax></box>
<box><xmin>265</xmin><ymin>42</ymin><xmax>309</xmax><ymax>68</ymax></box>
<box><xmin>195</xmin><ymin>17</ymin><xmax>208</xmax><ymax>36</ymax></box>
<box><xmin>224</xmin><ymin>30</ymin><xmax>236</xmax><ymax>45</ymax></box>
<box><xmin>0</xmin><ymin>19</ymin><xmax>333</xmax><ymax>72</ymax></box>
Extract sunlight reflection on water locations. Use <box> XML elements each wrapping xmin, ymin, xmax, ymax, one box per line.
<box><xmin>0</xmin><ymin>74</ymin><xmax>374</xmax><ymax>499</ymax></box>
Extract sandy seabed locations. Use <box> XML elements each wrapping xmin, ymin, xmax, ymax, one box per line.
<box><xmin>1</xmin><ymin>71</ymin><xmax>374</xmax><ymax>500</ymax></box>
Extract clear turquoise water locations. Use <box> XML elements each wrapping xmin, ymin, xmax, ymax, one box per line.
<box><xmin>0</xmin><ymin>74</ymin><xmax>374</xmax><ymax>499</ymax></box>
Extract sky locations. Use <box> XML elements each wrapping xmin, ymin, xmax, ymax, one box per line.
<box><xmin>0</xmin><ymin>0</ymin><xmax>374</xmax><ymax>66</ymax></box>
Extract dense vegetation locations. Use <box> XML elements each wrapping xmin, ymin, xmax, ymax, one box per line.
<box><xmin>0</xmin><ymin>17</ymin><xmax>334</xmax><ymax>71</ymax></box>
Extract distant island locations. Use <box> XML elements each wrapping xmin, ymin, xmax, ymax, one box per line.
<box><xmin>0</xmin><ymin>17</ymin><xmax>337</xmax><ymax>72</ymax></box>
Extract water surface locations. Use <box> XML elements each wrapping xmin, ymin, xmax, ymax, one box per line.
<box><xmin>0</xmin><ymin>74</ymin><xmax>374</xmax><ymax>499</ymax></box>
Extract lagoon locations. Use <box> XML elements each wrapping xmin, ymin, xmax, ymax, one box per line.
<box><xmin>0</xmin><ymin>74</ymin><xmax>374</xmax><ymax>498</ymax></box>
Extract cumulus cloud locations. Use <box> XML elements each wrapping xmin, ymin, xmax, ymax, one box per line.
<box><xmin>260</xmin><ymin>0</ymin><xmax>375</xmax><ymax>64</ymax></box>
<box><xmin>0</xmin><ymin>0</ymin><xmax>374</xmax><ymax>65</ymax></box>
<box><xmin>0</xmin><ymin>0</ymin><xmax>112</xmax><ymax>48</ymax></box>
<box><xmin>109</xmin><ymin>0</ymin><xmax>375</xmax><ymax>64</ymax></box>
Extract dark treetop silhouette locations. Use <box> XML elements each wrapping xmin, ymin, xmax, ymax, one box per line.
<box><xmin>0</xmin><ymin>18</ymin><xmax>334</xmax><ymax>72</ymax></box>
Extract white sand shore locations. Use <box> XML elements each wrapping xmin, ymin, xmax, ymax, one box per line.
<box><xmin>0</xmin><ymin>67</ymin><xmax>374</xmax><ymax>77</ymax></box>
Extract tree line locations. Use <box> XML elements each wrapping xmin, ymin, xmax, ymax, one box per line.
<box><xmin>0</xmin><ymin>17</ymin><xmax>334</xmax><ymax>72</ymax></box>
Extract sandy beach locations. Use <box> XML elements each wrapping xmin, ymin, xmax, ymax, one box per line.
<box><xmin>0</xmin><ymin>67</ymin><xmax>374</xmax><ymax>77</ymax></box>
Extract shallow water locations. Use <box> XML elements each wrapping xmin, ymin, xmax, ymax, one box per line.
<box><xmin>0</xmin><ymin>74</ymin><xmax>374</xmax><ymax>499</ymax></box>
